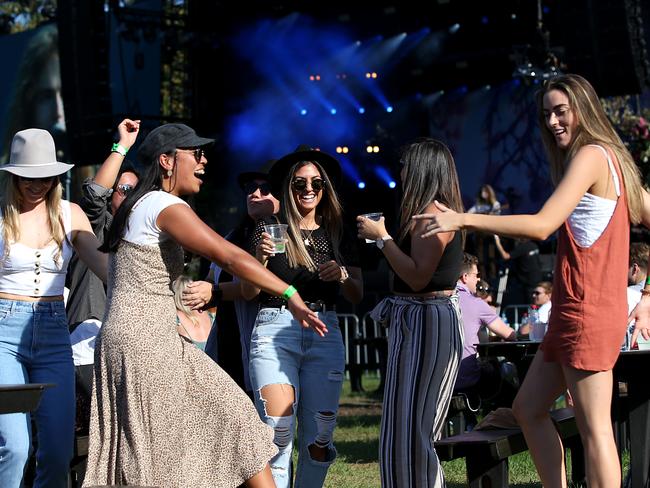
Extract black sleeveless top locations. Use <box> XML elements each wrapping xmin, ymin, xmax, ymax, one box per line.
<box><xmin>391</xmin><ymin>231</ymin><xmax>463</xmax><ymax>293</ymax></box>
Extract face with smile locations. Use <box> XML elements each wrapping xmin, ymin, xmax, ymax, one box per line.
<box><xmin>165</xmin><ymin>147</ymin><xmax>207</xmax><ymax>196</ymax></box>
<box><xmin>291</xmin><ymin>163</ymin><xmax>324</xmax><ymax>216</ymax></box>
<box><xmin>245</xmin><ymin>178</ymin><xmax>279</xmax><ymax>220</ymax></box>
<box><xmin>463</xmin><ymin>264</ymin><xmax>480</xmax><ymax>295</ymax></box>
<box><xmin>532</xmin><ymin>287</ymin><xmax>551</xmax><ymax>306</ymax></box>
<box><xmin>543</xmin><ymin>89</ymin><xmax>578</xmax><ymax>149</ymax></box>
<box><xmin>17</xmin><ymin>175</ymin><xmax>55</xmax><ymax>206</ymax></box>
<box><xmin>111</xmin><ymin>171</ymin><xmax>139</xmax><ymax>215</ymax></box>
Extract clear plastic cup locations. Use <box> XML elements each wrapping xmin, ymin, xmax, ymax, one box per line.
<box><xmin>263</xmin><ymin>224</ymin><xmax>289</xmax><ymax>254</ymax></box>
<box><xmin>359</xmin><ymin>212</ymin><xmax>383</xmax><ymax>243</ymax></box>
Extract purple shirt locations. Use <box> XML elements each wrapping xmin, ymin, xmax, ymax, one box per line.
<box><xmin>455</xmin><ymin>282</ymin><xmax>499</xmax><ymax>390</ymax></box>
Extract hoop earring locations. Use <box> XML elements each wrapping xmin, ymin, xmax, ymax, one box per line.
<box><xmin>167</xmin><ymin>169</ymin><xmax>173</xmax><ymax>177</ymax></box>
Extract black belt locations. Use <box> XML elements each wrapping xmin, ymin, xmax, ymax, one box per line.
<box><xmin>260</xmin><ymin>299</ymin><xmax>335</xmax><ymax>312</ymax></box>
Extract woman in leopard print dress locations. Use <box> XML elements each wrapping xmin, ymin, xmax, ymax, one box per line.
<box><xmin>83</xmin><ymin>123</ymin><xmax>327</xmax><ymax>488</ymax></box>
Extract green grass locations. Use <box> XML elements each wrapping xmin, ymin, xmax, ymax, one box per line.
<box><xmin>321</xmin><ymin>375</ymin><xmax>630</xmax><ymax>488</ymax></box>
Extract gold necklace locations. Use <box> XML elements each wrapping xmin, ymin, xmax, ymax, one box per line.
<box><xmin>301</xmin><ymin>219</ymin><xmax>319</xmax><ymax>247</ymax></box>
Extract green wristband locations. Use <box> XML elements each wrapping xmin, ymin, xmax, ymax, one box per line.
<box><xmin>646</xmin><ymin>276</ymin><xmax>650</xmax><ymax>286</ymax></box>
<box><xmin>111</xmin><ymin>143</ymin><xmax>128</xmax><ymax>157</ymax></box>
<box><xmin>282</xmin><ymin>285</ymin><xmax>297</xmax><ymax>300</ymax></box>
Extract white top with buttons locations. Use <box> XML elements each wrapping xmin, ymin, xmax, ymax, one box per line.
<box><xmin>0</xmin><ymin>200</ymin><xmax>74</xmax><ymax>297</ymax></box>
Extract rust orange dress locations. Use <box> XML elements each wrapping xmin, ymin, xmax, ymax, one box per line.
<box><xmin>542</xmin><ymin>147</ymin><xmax>629</xmax><ymax>371</ymax></box>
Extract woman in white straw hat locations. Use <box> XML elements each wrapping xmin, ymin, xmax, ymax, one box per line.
<box><xmin>0</xmin><ymin>128</ymin><xmax>107</xmax><ymax>488</ymax></box>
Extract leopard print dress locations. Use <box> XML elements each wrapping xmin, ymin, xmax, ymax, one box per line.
<box><xmin>83</xmin><ymin>239</ymin><xmax>277</xmax><ymax>488</ymax></box>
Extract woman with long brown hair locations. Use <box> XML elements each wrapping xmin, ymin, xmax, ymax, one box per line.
<box><xmin>357</xmin><ymin>137</ymin><xmax>464</xmax><ymax>488</ymax></box>
<box><xmin>415</xmin><ymin>74</ymin><xmax>650</xmax><ymax>487</ymax></box>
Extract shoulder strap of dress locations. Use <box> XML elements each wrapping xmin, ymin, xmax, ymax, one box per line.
<box><xmin>588</xmin><ymin>144</ymin><xmax>621</xmax><ymax>197</ymax></box>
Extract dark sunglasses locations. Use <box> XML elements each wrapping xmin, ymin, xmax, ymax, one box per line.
<box><xmin>116</xmin><ymin>183</ymin><xmax>134</xmax><ymax>196</ymax></box>
<box><xmin>532</xmin><ymin>291</ymin><xmax>544</xmax><ymax>296</ymax></box>
<box><xmin>476</xmin><ymin>285</ymin><xmax>490</xmax><ymax>293</ymax></box>
<box><xmin>176</xmin><ymin>147</ymin><xmax>205</xmax><ymax>163</ymax></box>
<box><xmin>243</xmin><ymin>181</ymin><xmax>272</xmax><ymax>196</ymax></box>
<box><xmin>291</xmin><ymin>177</ymin><xmax>326</xmax><ymax>192</ymax></box>
<box><xmin>18</xmin><ymin>175</ymin><xmax>55</xmax><ymax>183</ymax></box>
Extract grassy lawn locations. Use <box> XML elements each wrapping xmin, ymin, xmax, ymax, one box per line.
<box><xmin>323</xmin><ymin>375</ymin><xmax>630</xmax><ymax>488</ymax></box>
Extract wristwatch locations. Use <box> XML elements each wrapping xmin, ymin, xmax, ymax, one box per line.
<box><xmin>375</xmin><ymin>235</ymin><xmax>393</xmax><ymax>250</ymax></box>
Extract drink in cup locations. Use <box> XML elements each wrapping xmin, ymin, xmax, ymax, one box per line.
<box><xmin>264</xmin><ymin>224</ymin><xmax>289</xmax><ymax>254</ymax></box>
<box><xmin>360</xmin><ymin>212</ymin><xmax>383</xmax><ymax>243</ymax></box>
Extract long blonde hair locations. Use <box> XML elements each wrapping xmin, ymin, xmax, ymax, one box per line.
<box><xmin>1</xmin><ymin>173</ymin><xmax>66</xmax><ymax>265</ymax></box>
<box><xmin>536</xmin><ymin>74</ymin><xmax>644</xmax><ymax>223</ymax></box>
<box><xmin>279</xmin><ymin>161</ymin><xmax>344</xmax><ymax>272</ymax></box>
<box><xmin>171</xmin><ymin>275</ymin><xmax>198</xmax><ymax>326</ymax></box>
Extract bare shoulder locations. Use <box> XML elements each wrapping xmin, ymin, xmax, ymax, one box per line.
<box><xmin>570</xmin><ymin>144</ymin><xmax>610</xmax><ymax>168</ymax></box>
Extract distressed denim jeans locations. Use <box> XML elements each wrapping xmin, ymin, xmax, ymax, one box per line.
<box><xmin>0</xmin><ymin>299</ymin><xmax>75</xmax><ymax>488</ymax></box>
<box><xmin>249</xmin><ymin>307</ymin><xmax>345</xmax><ymax>488</ymax></box>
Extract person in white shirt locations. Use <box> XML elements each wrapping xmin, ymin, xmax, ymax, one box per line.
<box><xmin>625</xmin><ymin>242</ymin><xmax>649</xmax><ymax>349</ymax></box>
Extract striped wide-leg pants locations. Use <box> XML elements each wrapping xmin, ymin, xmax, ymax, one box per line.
<box><xmin>371</xmin><ymin>295</ymin><xmax>463</xmax><ymax>488</ymax></box>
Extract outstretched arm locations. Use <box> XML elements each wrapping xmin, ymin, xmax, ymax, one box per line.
<box><xmin>158</xmin><ymin>204</ymin><xmax>328</xmax><ymax>336</ymax></box>
<box><xmin>93</xmin><ymin>119</ymin><xmax>140</xmax><ymax>189</ymax></box>
<box><xmin>414</xmin><ymin>146</ymin><xmax>604</xmax><ymax>240</ymax></box>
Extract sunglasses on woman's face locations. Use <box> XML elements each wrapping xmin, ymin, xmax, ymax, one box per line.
<box><xmin>176</xmin><ymin>147</ymin><xmax>205</xmax><ymax>163</ymax></box>
<box><xmin>116</xmin><ymin>183</ymin><xmax>134</xmax><ymax>196</ymax></box>
<box><xmin>291</xmin><ymin>177</ymin><xmax>326</xmax><ymax>192</ymax></box>
<box><xmin>244</xmin><ymin>181</ymin><xmax>272</xmax><ymax>196</ymax></box>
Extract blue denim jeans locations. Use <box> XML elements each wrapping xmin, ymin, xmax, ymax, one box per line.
<box><xmin>249</xmin><ymin>308</ymin><xmax>345</xmax><ymax>488</ymax></box>
<box><xmin>0</xmin><ymin>299</ymin><xmax>75</xmax><ymax>488</ymax></box>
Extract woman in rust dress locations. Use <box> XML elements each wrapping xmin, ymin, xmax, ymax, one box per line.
<box><xmin>414</xmin><ymin>74</ymin><xmax>650</xmax><ymax>487</ymax></box>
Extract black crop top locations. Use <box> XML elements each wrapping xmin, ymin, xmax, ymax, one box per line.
<box><xmin>391</xmin><ymin>231</ymin><xmax>463</xmax><ymax>293</ymax></box>
<box><xmin>251</xmin><ymin>217</ymin><xmax>360</xmax><ymax>307</ymax></box>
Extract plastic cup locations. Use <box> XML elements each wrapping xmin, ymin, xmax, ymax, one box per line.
<box><xmin>360</xmin><ymin>212</ymin><xmax>383</xmax><ymax>243</ymax></box>
<box><xmin>263</xmin><ymin>224</ymin><xmax>289</xmax><ymax>254</ymax></box>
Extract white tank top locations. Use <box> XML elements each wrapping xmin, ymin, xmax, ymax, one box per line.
<box><xmin>567</xmin><ymin>145</ymin><xmax>620</xmax><ymax>248</ymax></box>
<box><xmin>123</xmin><ymin>191</ymin><xmax>189</xmax><ymax>245</ymax></box>
<box><xmin>0</xmin><ymin>200</ymin><xmax>74</xmax><ymax>297</ymax></box>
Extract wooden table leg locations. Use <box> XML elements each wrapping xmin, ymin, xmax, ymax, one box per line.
<box><xmin>466</xmin><ymin>456</ymin><xmax>509</xmax><ymax>488</ymax></box>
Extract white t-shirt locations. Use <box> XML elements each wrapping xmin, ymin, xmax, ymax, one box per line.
<box><xmin>123</xmin><ymin>191</ymin><xmax>189</xmax><ymax>245</ymax></box>
<box><xmin>538</xmin><ymin>301</ymin><xmax>552</xmax><ymax>323</ymax></box>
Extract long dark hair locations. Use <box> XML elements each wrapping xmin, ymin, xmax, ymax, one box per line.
<box><xmin>398</xmin><ymin>137</ymin><xmax>464</xmax><ymax>243</ymax></box>
<box><xmin>100</xmin><ymin>152</ymin><xmax>168</xmax><ymax>252</ymax></box>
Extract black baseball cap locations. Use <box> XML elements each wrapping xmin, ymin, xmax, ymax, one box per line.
<box><xmin>137</xmin><ymin>123</ymin><xmax>214</xmax><ymax>165</ymax></box>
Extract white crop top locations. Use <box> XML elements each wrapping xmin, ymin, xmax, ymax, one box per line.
<box><xmin>567</xmin><ymin>145</ymin><xmax>620</xmax><ymax>248</ymax></box>
<box><xmin>123</xmin><ymin>191</ymin><xmax>189</xmax><ymax>245</ymax></box>
<box><xmin>0</xmin><ymin>200</ymin><xmax>74</xmax><ymax>297</ymax></box>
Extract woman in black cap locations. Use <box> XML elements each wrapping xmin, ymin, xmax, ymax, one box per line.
<box><xmin>83</xmin><ymin>124</ymin><xmax>327</xmax><ymax>488</ymax></box>
<box><xmin>242</xmin><ymin>146</ymin><xmax>363</xmax><ymax>488</ymax></box>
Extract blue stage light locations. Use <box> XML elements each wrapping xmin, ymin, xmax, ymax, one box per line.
<box><xmin>449</xmin><ymin>23</ymin><xmax>461</xmax><ymax>34</ymax></box>
<box><xmin>330</xmin><ymin>108</ymin><xmax>337</xmax><ymax>115</ymax></box>
<box><xmin>358</xmin><ymin>107</ymin><xmax>365</xmax><ymax>114</ymax></box>
<box><xmin>386</xmin><ymin>106</ymin><xmax>393</xmax><ymax>113</ymax></box>
<box><xmin>357</xmin><ymin>182</ymin><xmax>366</xmax><ymax>189</ymax></box>
<box><xmin>300</xmin><ymin>109</ymin><xmax>307</xmax><ymax>115</ymax></box>
<box><xmin>388</xmin><ymin>181</ymin><xmax>397</xmax><ymax>189</ymax></box>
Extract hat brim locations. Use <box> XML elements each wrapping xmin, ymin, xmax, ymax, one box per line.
<box><xmin>176</xmin><ymin>134</ymin><xmax>215</xmax><ymax>149</ymax></box>
<box><xmin>237</xmin><ymin>171</ymin><xmax>269</xmax><ymax>189</ymax></box>
<box><xmin>0</xmin><ymin>162</ymin><xmax>74</xmax><ymax>178</ymax></box>
<box><xmin>268</xmin><ymin>150</ymin><xmax>341</xmax><ymax>194</ymax></box>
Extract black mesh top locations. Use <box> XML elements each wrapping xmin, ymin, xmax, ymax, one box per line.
<box><xmin>252</xmin><ymin>217</ymin><xmax>360</xmax><ymax>307</ymax></box>
<box><xmin>392</xmin><ymin>231</ymin><xmax>463</xmax><ymax>293</ymax></box>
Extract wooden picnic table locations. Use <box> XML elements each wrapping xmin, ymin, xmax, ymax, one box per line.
<box><xmin>0</xmin><ymin>383</ymin><xmax>54</xmax><ymax>414</ymax></box>
<box><xmin>477</xmin><ymin>341</ymin><xmax>650</xmax><ymax>488</ymax></box>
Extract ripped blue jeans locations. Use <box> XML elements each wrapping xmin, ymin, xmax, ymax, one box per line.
<box><xmin>249</xmin><ymin>307</ymin><xmax>345</xmax><ymax>488</ymax></box>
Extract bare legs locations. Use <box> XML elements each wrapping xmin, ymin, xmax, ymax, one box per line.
<box><xmin>513</xmin><ymin>351</ymin><xmax>621</xmax><ymax>488</ymax></box>
<box><xmin>562</xmin><ymin>366</ymin><xmax>620</xmax><ymax>488</ymax></box>
<box><xmin>512</xmin><ymin>351</ymin><xmax>568</xmax><ymax>488</ymax></box>
<box><xmin>245</xmin><ymin>465</ymin><xmax>277</xmax><ymax>488</ymax></box>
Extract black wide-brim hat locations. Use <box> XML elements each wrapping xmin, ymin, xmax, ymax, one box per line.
<box><xmin>268</xmin><ymin>145</ymin><xmax>341</xmax><ymax>194</ymax></box>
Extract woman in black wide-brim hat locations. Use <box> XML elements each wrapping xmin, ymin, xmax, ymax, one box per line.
<box><xmin>242</xmin><ymin>145</ymin><xmax>363</xmax><ymax>488</ymax></box>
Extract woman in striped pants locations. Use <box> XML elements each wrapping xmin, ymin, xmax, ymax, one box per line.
<box><xmin>357</xmin><ymin>138</ymin><xmax>464</xmax><ymax>487</ymax></box>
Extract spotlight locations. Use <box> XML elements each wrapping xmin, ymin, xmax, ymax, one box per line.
<box><xmin>511</xmin><ymin>13</ymin><xmax>517</xmax><ymax>20</ymax></box>
<box><xmin>330</xmin><ymin>108</ymin><xmax>337</xmax><ymax>115</ymax></box>
<box><xmin>386</xmin><ymin>106</ymin><xmax>393</xmax><ymax>113</ymax></box>
<box><xmin>300</xmin><ymin>109</ymin><xmax>308</xmax><ymax>115</ymax></box>
<box><xmin>365</xmin><ymin>72</ymin><xmax>371</xmax><ymax>78</ymax></box>
<box><xmin>373</xmin><ymin>146</ymin><xmax>380</xmax><ymax>153</ymax></box>
<box><xmin>336</xmin><ymin>147</ymin><xmax>342</xmax><ymax>153</ymax></box>
<box><xmin>371</xmin><ymin>72</ymin><xmax>378</xmax><ymax>79</ymax></box>
<box><xmin>309</xmin><ymin>75</ymin><xmax>315</xmax><ymax>81</ymax></box>
<box><xmin>357</xmin><ymin>182</ymin><xmax>366</xmax><ymax>189</ymax></box>
<box><xmin>366</xmin><ymin>146</ymin><xmax>373</xmax><ymax>153</ymax></box>
<box><xmin>388</xmin><ymin>181</ymin><xmax>397</xmax><ymax>189</ymax></box>
<box><xmin>358</xmin><ymin>107</ymin><xmax>365</xmax><ymax>114</ymax></box>
<box><xmin>342</xmin><ymin>146</ymin><xmax>349</xmax><ymax>154</ymax></box>
<box><xmin>481</xmin><ymin>16</ymin><xmax>489</xmax><ymax>25</ymax></box>
<box><xmin>449</xmin><ymin>23</ymin><xmax>461</xmax><ymax>34</ymax></box>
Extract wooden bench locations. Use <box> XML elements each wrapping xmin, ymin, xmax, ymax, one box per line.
<box><xmin>435</xmin><ymin>408</ymin><xmax>585</xmax><ymax>487</ymax></box>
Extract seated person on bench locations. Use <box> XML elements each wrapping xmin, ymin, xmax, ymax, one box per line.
<box><xmin>455</xmin><ymin>254</ymin><xmax>516</xmax><ymax>401</ymax></box>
